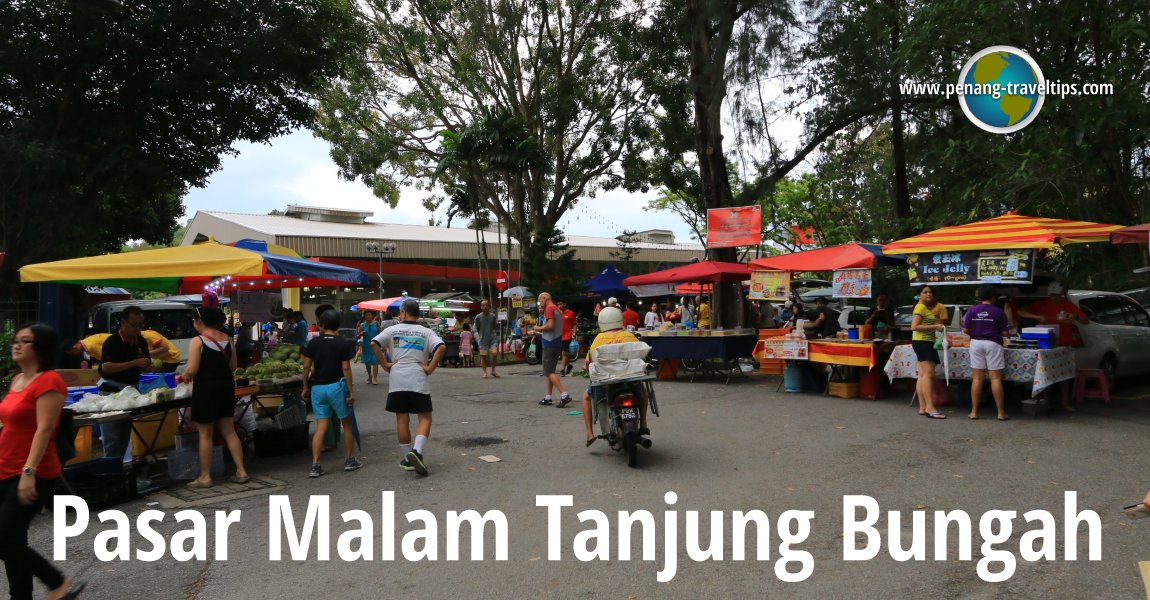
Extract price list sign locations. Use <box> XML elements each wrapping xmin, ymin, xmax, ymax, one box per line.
<box><xmin>907</xmin><ymin>249</ymin><xmax>1034</xmax><ymax>285</ymax></box>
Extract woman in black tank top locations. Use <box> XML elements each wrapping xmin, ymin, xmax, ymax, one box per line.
<box><xmin>183</xmin><ymin>308</ymin><xmax>250</xmax><ymax>487</ymax></box>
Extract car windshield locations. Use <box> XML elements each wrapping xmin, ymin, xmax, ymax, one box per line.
<box><xmin>111</xmin><ymin>309</ymin><xmax>198</xmax><ymax>340</ymax></box>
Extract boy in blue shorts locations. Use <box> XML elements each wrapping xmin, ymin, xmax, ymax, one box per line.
<box><xmin>302</xmin><ymin>310</ymin><xmax>361</xmax><ymax>477</ymax></box>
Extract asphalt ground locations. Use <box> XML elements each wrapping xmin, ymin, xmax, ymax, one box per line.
<box><xmin>16</xmin><ymin>362</ymin><xmax>1150</xmax><ymax>599</ymax></box>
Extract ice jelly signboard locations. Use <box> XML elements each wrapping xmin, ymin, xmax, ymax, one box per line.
<box><xmin>832</xmin><ymin>269</ymin><xmax>872</xmax><ymax>298</ymax></box>
<box><xmin>707</xmin><ymin>206</ymin><xmax>762</xmax><ymax>248</ymax></box>
<box><xmin>906</xmin><ymin>249</ymin><xmax>1034</xmax><ymax>286</ymax></box>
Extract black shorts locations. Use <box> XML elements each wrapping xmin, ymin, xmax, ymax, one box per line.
<box><xmin>386</xmin><ymin>391</ymin><xmax>432</xmax><ymax>414</ymax></box>
<box><xmin>911</xmin><ymin>340</ymin><xmax>940</xmax><ymax>364</ymax></box>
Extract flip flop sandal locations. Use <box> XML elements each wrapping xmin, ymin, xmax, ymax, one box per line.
<box><xmin>926</xmin><ymin>412</ymin><xmax>947</xmax><ymax>419</ymax></box>
<box><xmin>586</xmin><ymin>437</ymin><xmax>596</xmax><ymax>447</ymax></box>
<box><xmin>997</xmin><ymin>415</ymin><xmax>1011</xmax><ymax>421</ymax></box>
<box><xmin>968</xmin><ymin>415</ymin><xmax>979</xmax><ymax>420</ymax></box>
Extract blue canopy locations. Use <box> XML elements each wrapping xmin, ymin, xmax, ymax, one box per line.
<box><xmin>228</xmin><ymin>239</ymin><xmax>369</xmax><ymax>286</ymax></box>
<box><xmin>586</xmin><ymin>265</ymin><xmax>630</xmax><ymax>296</ymax></box>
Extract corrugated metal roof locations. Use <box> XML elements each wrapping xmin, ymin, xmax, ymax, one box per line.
<box><xmin>200</xmin><ymin>211</ymin><xmax>514</xmax><ymax>244</ymax></box>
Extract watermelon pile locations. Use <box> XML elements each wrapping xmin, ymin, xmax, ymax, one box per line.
<box><xmin>235</xmin><ymin>345</ymin><xmax>303</xmax><ymax>392</ymax></box>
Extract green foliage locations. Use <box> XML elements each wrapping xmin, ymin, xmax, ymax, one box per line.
<box><xmin>315</xmin><ymin>0</ymin><xmax>661</xmax><ymax>285</ymax></box>
<box><xmin>0</xmin><ymin>323</ymin><xmax>14</xmax><ymax>391</ymax></box>
<box><xmin>522</xmin><ymin>226</ymin><xmax>583</xmax><ymax>301</ymax></box>
<box><xmin>0</xmin><ymin>0</ymin><xmax>365</xmax><ymax>294</ymax></box>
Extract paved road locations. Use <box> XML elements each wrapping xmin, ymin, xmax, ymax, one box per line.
<box><xmin>21</xmin><ymin>364</ymin><xmax>1150</xmax><ymax>599</ymax></box>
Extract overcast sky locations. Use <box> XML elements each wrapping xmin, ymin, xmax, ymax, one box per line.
<box><xmin>181</xmin><ymin>130</ymin><xmax>702</xmax><ymax>245</ymax></box>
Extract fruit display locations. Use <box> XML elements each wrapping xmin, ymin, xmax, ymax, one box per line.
<box><xmin>235</xmin><ymin>345</ymin><xmax>304</xmax><ymax>393</ymax></box>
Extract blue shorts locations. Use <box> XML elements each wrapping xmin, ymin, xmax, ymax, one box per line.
<box><xmin>311</xmin><ymin>380</ymin><xmax>350</xmax><ymax>420</ymax></box>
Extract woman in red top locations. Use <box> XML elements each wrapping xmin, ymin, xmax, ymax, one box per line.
<box><xmin>1</xmin><ymin>323</ymin><xmax>84</xmax><ymax>599</ymax></box>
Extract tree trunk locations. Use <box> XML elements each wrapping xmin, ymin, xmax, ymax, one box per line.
<box><xmin>688</xmin><ymin>0</ymin><xmax>740</xmax><ymax>328</ymax></box>
<box><xmin>887</xmin><ymin>0</ymin><xmax>911</xmax><ymax>219</ymax></box>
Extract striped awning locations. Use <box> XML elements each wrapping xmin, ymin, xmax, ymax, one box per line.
<box><xmin>882</xmin><ymin>214</ymin><xmax>1123</xmax><ymax>255</ymax></box>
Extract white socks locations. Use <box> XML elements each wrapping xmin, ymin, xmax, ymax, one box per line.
<box><xmin>413</xmin><ymin>435</ymin><xmax>427</xmax><ymax>454</ymax></box>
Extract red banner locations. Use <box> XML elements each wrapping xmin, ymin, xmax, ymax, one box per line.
<box><xmin>707</xmin><ymin>206</ymin><xmax>762</xmax><ymax>248</ymax></box>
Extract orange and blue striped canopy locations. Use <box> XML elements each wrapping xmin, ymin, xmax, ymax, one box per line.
<box><xmin>882</xmin><ymin>214</ymin><xmax>1122</xmax><ymax>255</ymax></box>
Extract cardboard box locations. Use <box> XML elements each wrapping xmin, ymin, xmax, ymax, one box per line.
<box><xmin>57</xmin><ymin>369</ymin><xmax>101</xmax><ymax>387</ymax></box>
<box><xmin>828</xmin><ymin>381</ymin><xmax>860</xmax><ymax>399</ymax></box>
<box><xmin>130</xmin><ymin>410</ymin><xmax>179</xmax><ymax>457</ymax></box>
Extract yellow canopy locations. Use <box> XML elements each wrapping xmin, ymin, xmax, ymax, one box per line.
<box><xmin>19</xmin><ymin>242</ymin><xmax>267</xmax><ymax>292</ymax></box>
<box><xmin>882</xmin><ymin>213</ymin><xmax>1122</xmax><ymax>254</ymax></box>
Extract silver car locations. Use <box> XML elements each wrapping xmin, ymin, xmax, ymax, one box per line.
<box><xmin>1017</xmin><ymin>291</ymin><xmax>1150</xmax><ymax>389</ymax></box>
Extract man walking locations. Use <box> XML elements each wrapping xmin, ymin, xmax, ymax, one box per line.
<box><xmin>534</xmin><ymin>292</ymin><xmax>572</xmax><ymax>407</ymax></box>
<box><xmin>558</xmin><ymin>299</ymin><xmax>576</xmax><ymax>375</ymax></box>
<box><xmin>371</xmin><ymin>299</ymin><xmax>446</xmax><ymax>476</ymax></box>
<box><xmin>302</xmin><ymin>310</ymin><xmax>361</xmax><ymax>477</ymax></box>
<box><xmin>474</xmin><ymin>299</ymin><xmax>500</xmax><ymax>379</ymax></box>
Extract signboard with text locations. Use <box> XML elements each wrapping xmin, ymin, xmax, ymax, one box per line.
<box><xmin>707</xmin><ymin>206</ymin><xmax>762</xmax><ymax>248</ymax></box>
<box><xmin>756</xmin><ymin>337</ymin><xmax>809</xmax><ymax>361</ymax></box>
<box><xmin>832</xmin><ymin>269</ymin><xmax>872</xmax><ymax>298</ymax></box>
<box><xmin>749</xmin><ymin>270</ymin><xmax>790</xmax><ymax>301</ymax></box>
<box><xmin>235</xmin><ymin>292</ymin><xmax>286</xmax><ymax>322</ymax></box>
<box><xmin>907</xmin><ymin>249</ymin><xmax>1034</xmax><ymax>286</ymax></box>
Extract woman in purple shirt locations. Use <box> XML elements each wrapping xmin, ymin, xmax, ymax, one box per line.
<box><xmin>962</xmin><ymin>285</ymin><xmax>1012</xmax><ymax>421</ymax></box>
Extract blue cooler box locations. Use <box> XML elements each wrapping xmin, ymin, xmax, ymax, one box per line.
<box><xmin>1020</xmin><ymin>327</ymin><xmax>1058</xmax><ymax>349</ymax></box>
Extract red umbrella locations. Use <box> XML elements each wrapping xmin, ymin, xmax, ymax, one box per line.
<box><xmin>1111</xmin><ymin>224</ymin><xmax>1150</xmax><ymax>245</ymax></box>
<box><xmin>622</xmin><ymin>260</ymin><xmax>749</xmax><ymax>286</ymax></box>
<box><xmin>749</xmin><ymin>243</ymin><xmax>905</xmax><ymax>271</ymax></box>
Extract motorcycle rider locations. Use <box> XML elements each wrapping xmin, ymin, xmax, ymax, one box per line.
<box><xmin>579</xmin><ymin>306</ymin><xmax>650</xmax><ymax>446</ymax></box>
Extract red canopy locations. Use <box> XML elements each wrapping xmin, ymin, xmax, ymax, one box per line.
<box><xmin>749</xmin><ymin>243</ymin><xmax>902</xmax><ymax>271</ymax></box>
<box><xmin>623</xmin><ymin>260</ymin><xmax>749</xmax><ymax>286</ymax></box>
<box><xmin>1111</xmin><ymin>224</ymin><xmax>1150</xmax><ymax>245</ymax></box>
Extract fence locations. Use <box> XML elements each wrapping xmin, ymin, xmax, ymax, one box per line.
<box><xmin>0</xmin><ymin>301</ymin><xmax>37</xmax><ymax>332</ymax></box>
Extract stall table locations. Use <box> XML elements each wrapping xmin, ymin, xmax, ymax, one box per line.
<box><xmin>74</xmin><ymin>398</ymin><xmax>192</xmax><ymax>463</ymax></box>
<box><xmin>883</xmin><ymin>345</ymin><xmax>1076</xmax><ymax>397</ymax></box>
<box><xmin>642</xmin><ymin>333</ymin><xmax>758</xmax><ymax>384</ymax></box>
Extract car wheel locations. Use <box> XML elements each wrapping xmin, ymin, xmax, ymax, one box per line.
<box><xmin>1100</xmin><ymin>355</ymin><xmax>1117</xmax><ymax>391</ymax></box>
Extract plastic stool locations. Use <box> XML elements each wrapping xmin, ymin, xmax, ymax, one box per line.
<box><xmin>1073</xmin><ymin>369</ymin><xmax>1111</xmax><ymax>404</ymax></box>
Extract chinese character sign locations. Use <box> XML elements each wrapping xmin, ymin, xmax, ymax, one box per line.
<box><xmin>749</xmin><ymin>270</ymin><xmax>790</xmax><ymax>301</ymax></box>
<box><xmin>707</xmin><ymin>206</ymin><xmax>762</xmax><ymax>248</ymax></box>
<box><xmin>832</xmin><ymin>269</ymin><xmax>872</xmax><ymax>298</ymax></box>
<box><xmin>907</xmin><ymin>250</ymin><xmax>1033</xmax><ymax>285</ymax></box>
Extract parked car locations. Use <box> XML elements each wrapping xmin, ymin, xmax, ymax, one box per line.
<box><xmin>890</xmin><ymin>304</ymin><xmax>973</xmax><ymax>340</ymax></box>
<box><xmin>1120</xmin><ymin>287</ymin><xmax>1150</xmax><ymax>310</ymax></box>
<box><xmin>1015</xmin><ymin>290</ymin><xmax>1150</xmax><ymax>389</ymax></box>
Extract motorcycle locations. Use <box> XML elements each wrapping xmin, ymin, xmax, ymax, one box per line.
<box><xmin>592</xmin><ymin>376</ymin><xmax>659</xmax><ymax>467</ymax></box>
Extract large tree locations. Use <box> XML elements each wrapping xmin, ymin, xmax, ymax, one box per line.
<box><xmin>314</xmin><ymin>0</ymin><xmax>658</xmax><ymax>285</ymax></box>
<box><xmin>0</xmin><ymin>0</ymin><xmax>363</xmax><ymax>294</ymax></box>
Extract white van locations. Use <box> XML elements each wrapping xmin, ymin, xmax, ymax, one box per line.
<box><xmin>90</xmin><ymin>300</ymin><xmax>199</xmax><ymax>367</ymax></box>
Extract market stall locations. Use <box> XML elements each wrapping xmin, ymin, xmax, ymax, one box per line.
<box><xmin>879</xmin><ymin>213</ymin><xmax>1120</xmax><ymax>411</ymax></box>
<box><xmin>622</xmin><ymin>261</ymin><xmax>755</xmax><ymax>382</ymax></box>
<box><xmin>883</xmin><ymin>345</ymin><xmax>1076</xmax><ymax>397</ymax></box>
<box><xmin>21</xmin><ymin>239</ymin><xmax>366</xmax><ymax>466</ymax></box>
<box><xmin>747</xmin><ymin>243</ymin><xmax>909</xmax><ymax>398</ymax></box>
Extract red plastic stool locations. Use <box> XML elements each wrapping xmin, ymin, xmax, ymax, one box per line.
<box><xmin>1073</xmin><ymin>369</ymin><xmax>1111</xmax><ymax>404</ymax></box>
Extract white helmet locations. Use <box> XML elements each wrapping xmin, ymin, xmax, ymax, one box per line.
<box><xmin>598</xmin><ymin>306</ymin><xmax>624</xmax><ymax>331</ymax></box>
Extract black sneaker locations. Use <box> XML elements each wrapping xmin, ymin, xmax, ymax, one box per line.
<box><xmin>309</xmin><ymin>463</ymin><xmax>324</xmax><ymax>478</ymax></box>
<box><xmin>398</xmin><ymin>459</ymin><xmax>415</xmax><ymax>472</ymax></box>
<box><xmin>556</xmin><ymin>395</ymin><xmax>571</xmax><ymax>408</ymax></box>
<box><xmin>344</xmin><ymin>457</ymin><xmax>364</xmax><ymax>472</ymax></box>
<box><xmin>406</xmin><ymin>450</ymin><xmax>429</xmax><ymax>476</ymax></box>
<box><xmin>539</xmin><ymin>398</ymin><xmax>553</xmax><ymax>406</ymax></box>
<box><xmin>565</xmin><ymin>364</ymin><xmax>573</xmax><ymax>375</ymax></box>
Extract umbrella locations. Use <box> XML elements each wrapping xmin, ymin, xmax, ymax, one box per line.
<box><xmin>502</xmin><ymin>286</ymin><xmax>533</xmax><ymax>298</ymax></box>
<box><xmin>178</xmin><ymin>239</ymin><xmax>369</xmax><ymax>293</ymax></box>
<box><xmin>622</xmin><ymin>260</ymin><xmax>749</xmax><ymax>286</ymax></box>
<box><xmin>19</xmin><ymin>238</ymin><xmax>368</xmax><ymax>293</ymax></box>
<box><xmin>357</xmin><ymin>296</ymin><xmax>418</xmax><ymax>312</ymax></box>
<box><xmin>585</xmin><ymin>265</ymin><xmax>630</xmax><ymax>296</ymax></box>
<box><xmin>1111</xmin><ymin>224</ymin><xmax>1150</xmax><ymax>245</ymax></box>
<box><xmin>882</xmin><ymin>213</ymin><xmax>1122</xmax><ymax>255</ymax></box>
<box><xmin>750</xmin><ymin>243</ymin><xmax>905</xmax><ymax>271</ymax></box>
